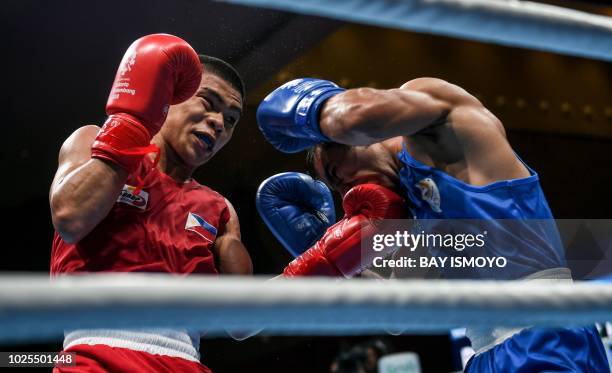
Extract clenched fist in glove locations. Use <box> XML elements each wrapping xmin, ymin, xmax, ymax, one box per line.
<box><xmin>92</xmin><ymin>34</ymin><xmax>202</xmax><ymax>172</ymax></box>
<box><xmin>256</xmin><ymin>172</ymin><xmax>336</xmax><ymax>257</ymax></box>
<box><xmin>283</xmin><ymin>184</ymin><xmax>407</xmax><ymax>278</ymax></box>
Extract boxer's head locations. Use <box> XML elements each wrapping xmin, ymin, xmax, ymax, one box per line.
<box><xmin>307</xmin><ymin>138</ymin><xmax>403</xmax><ymax>197</ymax></box>
<box><xmin>157</xmin><ymin>55</ymin><xmax>245</xmax><ymax>168</ymax></box>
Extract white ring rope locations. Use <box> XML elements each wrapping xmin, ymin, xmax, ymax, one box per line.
<box><xmin>1</xmin><ymin>274</ymin><xmax>612</xmax><ymax>343</ymax></box>
<box><xmin>220</xmin><ymin>0</ymin><xmax>612</xmax><ymax>61</ymax></box>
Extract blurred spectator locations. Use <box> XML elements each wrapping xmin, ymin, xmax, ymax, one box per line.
<box><xmin>330</xmin><ymin>339</ymin><xmax>391</xmax><ymax>373</ymax></box>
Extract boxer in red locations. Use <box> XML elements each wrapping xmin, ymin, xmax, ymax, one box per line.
<box><xmin>49</xmin><ymin>34</ymin><xmax>251</xmax><ymax>372</ymax></box>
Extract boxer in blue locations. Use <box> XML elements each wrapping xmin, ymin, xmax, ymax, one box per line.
<box><xmin>256</xmin><ymin>78</ymin><xmax>609</xmax><ymax>372</ymax></box>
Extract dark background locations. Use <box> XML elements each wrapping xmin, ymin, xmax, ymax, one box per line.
<box><xmin>2</xmin><ymin>0</ymin><xmax>612</xmax><ymax>371</ymax></box>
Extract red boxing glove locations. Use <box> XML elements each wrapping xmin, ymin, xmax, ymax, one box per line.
<box><xmin>91</xmin><ymin>33</ymin><xmax>202</xmax><ymax>172</ymax></box>
<box><xmin>283</xmin><ymin>184</ymin><xmax>407</xmax><ymax>278</ymax></box>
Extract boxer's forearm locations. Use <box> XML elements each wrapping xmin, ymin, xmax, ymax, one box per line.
<box><xmin>50</xmin><ymin>158</ymin><xmax>127</xmax><ymax>243</ymax></box>
<box><xmin>213</xmin><ymin>236</ymin><xmax>253</xmax><ymax>275</ymax></box>
<box><xmin>319</xmin><ymin>87</ymin><xmax>450</xmax><ymax>145</ymax></box>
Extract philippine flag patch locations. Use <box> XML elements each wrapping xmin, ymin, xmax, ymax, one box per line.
<box><xmin>185</xmin><ymin>212</ymin><xmax>217</xmax><ymax>242</ymax></box>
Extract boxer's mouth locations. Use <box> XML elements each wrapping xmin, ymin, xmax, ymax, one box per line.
<box><xmin>193</xmin><ymin>132</ymin><xmax>215</xmax><ymax>150</ymax></box>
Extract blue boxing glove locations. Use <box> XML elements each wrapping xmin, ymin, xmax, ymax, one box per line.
<box><xmin>256</xmin><ymin>78</ymin><xmax>345</xmax><ymax>153</ymax></box>
<box><xmin>256</xmin><ymin>172</ymin><xmax>336</xmax><ymax>257</ymax></box>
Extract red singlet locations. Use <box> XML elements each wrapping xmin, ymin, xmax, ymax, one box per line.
<box><xmin>51</xmin><ymin>156</ymin><xmax>229</xmax><ymax>372</ymax></box>
<box><xmin>51</xmin><ymin>156</ymin><xmax>230</xmax><ymax>275</ymax></box>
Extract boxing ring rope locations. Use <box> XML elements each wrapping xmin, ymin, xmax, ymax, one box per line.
<box><xmin>2</xmin><ymin>274</ymin><xmax>612</xmax><ymax>344</ymax></box>
<box><xmin>219</xmin><ymin>0</ymin><xmax>612</xmax><ymax>61</ymax></box>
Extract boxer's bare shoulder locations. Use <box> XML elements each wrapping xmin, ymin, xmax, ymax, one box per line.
<box><xmin>212</xmin><ymin>198</ymin><xmax>253</xmax><ymax>275</ymax></box>
<box><xmin>400</xmin><ymin>77</ymin><xmax>481</xmax><ymax>107</ymax></box>
<box><xmin>400</xmin><ymin>80</ymin><xmax>526</xmax><ymax>184</ymax></box>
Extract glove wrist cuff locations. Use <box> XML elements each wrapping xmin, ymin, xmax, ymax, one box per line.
<box><xmin>295</xmin><ymin>87</ymin><xmax>345</xmax><ymax>142</ymax></box>
<box><xmin>91</xmin><ymin>115</ymin><xmax>156</xmax><ymax>173</ymax></box>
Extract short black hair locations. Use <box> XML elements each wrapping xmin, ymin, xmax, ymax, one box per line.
<box><xmin>306</xmin><ymin>142</ymin><xmax>351</xmax><ymax>179</ymax></box>
<box><xmin>198</xmin><ymin>54</ymin><xmax>246</xmax><ymax>104</ymax></box>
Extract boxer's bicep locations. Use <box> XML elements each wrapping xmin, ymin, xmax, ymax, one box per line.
<box><xmin>320</xmin><ymin>83</ymin><xmax>451</xmax><ymax>145</ymax></box>
<box><xmin>213</xmin><ymin>199</ymin><xmax>253</xmax><ymax>275</ymax></box>
<box><xmin>403</xmin><ymin>78</ymin><xmax>506</xmax><ymax>140</ymax></box>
